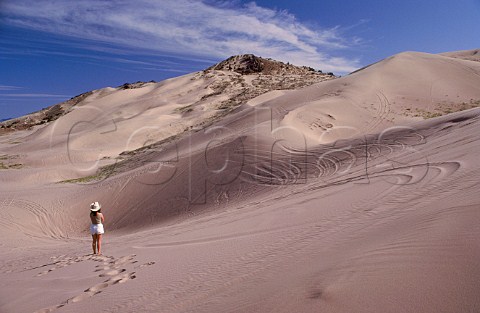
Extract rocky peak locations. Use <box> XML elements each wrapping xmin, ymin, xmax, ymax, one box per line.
<box><xmin>208</xmin><ymin>54</ymin><xmax>264</xmax><ymax>74</ymax></box>
<box><xmin>207</xmin><ymin>54</ymin><xmax>332</xmax><ymax>76</ymax></box>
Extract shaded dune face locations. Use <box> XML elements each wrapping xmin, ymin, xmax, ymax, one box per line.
<box><xmin>55</xmin><ymin>108</ymin><xmax>479</xmax><ymax>235</ymax></box>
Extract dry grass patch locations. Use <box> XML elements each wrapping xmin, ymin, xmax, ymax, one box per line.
<box><xmin>405</xmin><ymin>99</ymin><xmax>480</xmax><ymax>119</ymax></box>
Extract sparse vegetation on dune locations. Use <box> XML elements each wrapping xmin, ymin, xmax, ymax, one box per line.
<box><xmin>0</xmin><ymin>154</ymin><xmax>23</xmax><ymax>169</ymax></box>
<box><xmin>58</xmin><ymin>163</ymin><xmax>117</xmax><ymax>184</ymax></box>
<box><xmin>59</xmin><ymin>131</ymin><xmax>185</xmax><ymax>183</ymax></box>
<box><xmin>0</xmin><ymin>91</ymin><xmax>93</xmax><ymax>135</ymax></box>
<box><xmin>0</xmin><ymin>162</ymin><xmax>23</xmax><ymax>169</ymax></box>
<box><xmin>175</xmin><ymin>104</ymin><xmax>194</xmax><ymax>114</ymax></box>
<box><xmin>168</xmin><ymin>54</ymin><xmax>338</xmax><ymax>135</ymax></box>
<box><xmin>405</xmin><ymin>99</ymin><xmax>480</xmax><ymax>119</ymax></box>
<box><xmin>118</xmin><ymin>80</ymin><xmax>156</xmax><ymax>90</ymax></box>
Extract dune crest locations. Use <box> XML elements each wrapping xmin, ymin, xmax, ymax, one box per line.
<box><xmin>440</xmin><ymin>48</ymin><xmax>480</xmax><ymax>62</ymax></box>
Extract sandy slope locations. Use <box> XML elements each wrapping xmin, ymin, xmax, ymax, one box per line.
<box><xmin>1</xmin><ymin>50</ymin><xmax>480</xmax><ymax>313</ymax></box>
<box><xmin>441</xmin><ymin>48</ymin><xmax>480</xmax><ymax>63</ymax></box>
<box><xmin>276</xmin><ymin>51</ymin><xmax>480</xmax><ymax>144</ymax></box>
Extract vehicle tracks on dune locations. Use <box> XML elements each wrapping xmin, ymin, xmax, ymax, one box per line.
<box><xmin>0</xmin><ymin>198</ymin><xmax>66</xmax><ymax>240</ymax></box>
<box><xmin>365</xmin><ymin>91</ymin><xmax>392</xmax><ymax>133</ymax></box>
<box><xmin>241</xmin><ymin>131</ymin><xmax>417</xmax><ymax>188</ymax></box>
<box><xmin>105</xmin><ymin>163</ymin><xmax>468</xmax><ymax>312</ymax></box>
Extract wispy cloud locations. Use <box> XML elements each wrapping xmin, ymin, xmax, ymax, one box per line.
<box><xmin>0</xmin><ymin>93</ymin><xmax>69</xmax><ymax>98</ymax></box>
<box><xmin>0</xmin><ymin>85</ymin><xmax>23</xmax><ymax>91</ymax></box>
<box><xmin>0</xmin><ymin>86</ymin><xmax>68</xmax><ymax>100</ymax></box>
<box><xmin>1</xmin><ymin>0</ymin><xmax>362</xmax><ymax>73</ymax></box>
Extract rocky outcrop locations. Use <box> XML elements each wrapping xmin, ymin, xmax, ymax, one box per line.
<box><xmin>198</xmin><ymin>54</ymin><xmax>336</xmax><ymax>112</ymax></box>
<box><xmin>207</xmin><ymin>54</ymin><xmax>335</xmax><ymax>76</ymax></box>
<box><xmin>208</xmin><ymin>54</ymin><xmax>264</xmax><ymax>74</ymax></box>
<box><xmin>118</xmin><ymin>80</ymin><xmax>156</xmax><ymax>90</ymax></box>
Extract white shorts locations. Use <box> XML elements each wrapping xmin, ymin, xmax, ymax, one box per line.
<box><xmin>90</xmin><ymin>223</ymin><xmax>104</xmax><ymax>235</ymax></box>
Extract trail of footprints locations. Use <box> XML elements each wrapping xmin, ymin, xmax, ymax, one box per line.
<box><xmin>33</xmin><ymin>254</ymin><xmax>155</xmax><ymax>313</ymax></box>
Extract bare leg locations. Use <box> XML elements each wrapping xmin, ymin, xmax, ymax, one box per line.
<box><xmin>92</xmin><ymin>234</ymin><xmax>97</xmax><ymax>254</ymax></box>
<box><xmin>97</xmin><ymin>234</ymin><xmax>102</xmax><ymax>255</ymax></box>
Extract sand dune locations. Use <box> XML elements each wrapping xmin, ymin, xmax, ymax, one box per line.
<box><xmin>1</xmin><ymin>50</ymin><xmax>480</xmax><ymax>313</ymax></box>
<box><xmin>276</xmin><ymin>51</ymin><xmax>480</xmax><ymax>144</ymax></box>
<box><xmin>441</xmin><ymin>48</ymin><xmax>480</xmax><ymax>62</ymax></box>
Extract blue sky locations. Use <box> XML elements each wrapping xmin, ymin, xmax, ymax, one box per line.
<box><xmin>1</xmin><ymin>0</ymin><xmax>479</xmax><ymax>120</ymax></box>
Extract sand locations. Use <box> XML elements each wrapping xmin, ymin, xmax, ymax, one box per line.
<box><xmin>441</xmin><ymin>49</ymin><xmax>480</xmax><ymax>63</ymax></box>
<box><xmin>1</xmin><ymin>50</ymin><xmax>480</xmax><ymax>313</ymax></box>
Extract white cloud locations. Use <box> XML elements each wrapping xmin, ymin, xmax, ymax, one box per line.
<box><xmin>0</xmin><ymin>93</ymin><xmax>69</xmax><ymax>98</ymax></box>
<box><xmin>1</xmin><ymin>0</ymin><xmax>361</xmax><ymax>73</ymax></box>
<box><xmin>0</xmin><ymin>85</ymin><xmax>23</xmax><ymax>91</ymax></box>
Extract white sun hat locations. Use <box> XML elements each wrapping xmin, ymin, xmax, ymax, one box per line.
<box><xmin>90</xmin><ymin>202</ymin><xmax>101</xmax><ymax>212</ymax></box>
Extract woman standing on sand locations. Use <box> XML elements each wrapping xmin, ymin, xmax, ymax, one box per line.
<box><xmin>90</xmin><ymin>202</ymin><xmax>105</xmax><ymax>255</ymax></box>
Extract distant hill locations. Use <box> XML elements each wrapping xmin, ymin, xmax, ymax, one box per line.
<box><xmin>0</xmin><ymin>54</ymin><xmax>335</xmax><ymax>135</ymax></box>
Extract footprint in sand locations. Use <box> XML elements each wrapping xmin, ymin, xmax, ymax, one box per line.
<box><xmin>33</xmin><ymin>253</ymin><xmax>149</xmax><ymax>313</ymax></box>
<box><xmin>68</xmin><ymin>292</ymin><xmax>94</xmax><ymax>303</ymax></box>
<box><xmin>135</xmin><ymin>261</ymin><xmax>156</xmax><ymax>269</ymax></box>
<box><xmin>85</xmin><ymin>282</ymin><xmax>109</xmax><ymax>293</ymax></box>
<box><xmin>34</xmin><ymin>304</ymin><xmax>64</xmax><ymax>313</ymax></box>
<box><xmin>110</xmin><ymin>272</ymin><xmax>136</xmax><ymax>284</ymax></box>
<box><xmin>33</xmin><ymin>255</ymin><xmax>93</xmax><ymax>276</ymax></box>
<box><xmin>99</xmin><ymin>268</ymin><xmax>126</xmax><ymax>277</ymax></box>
